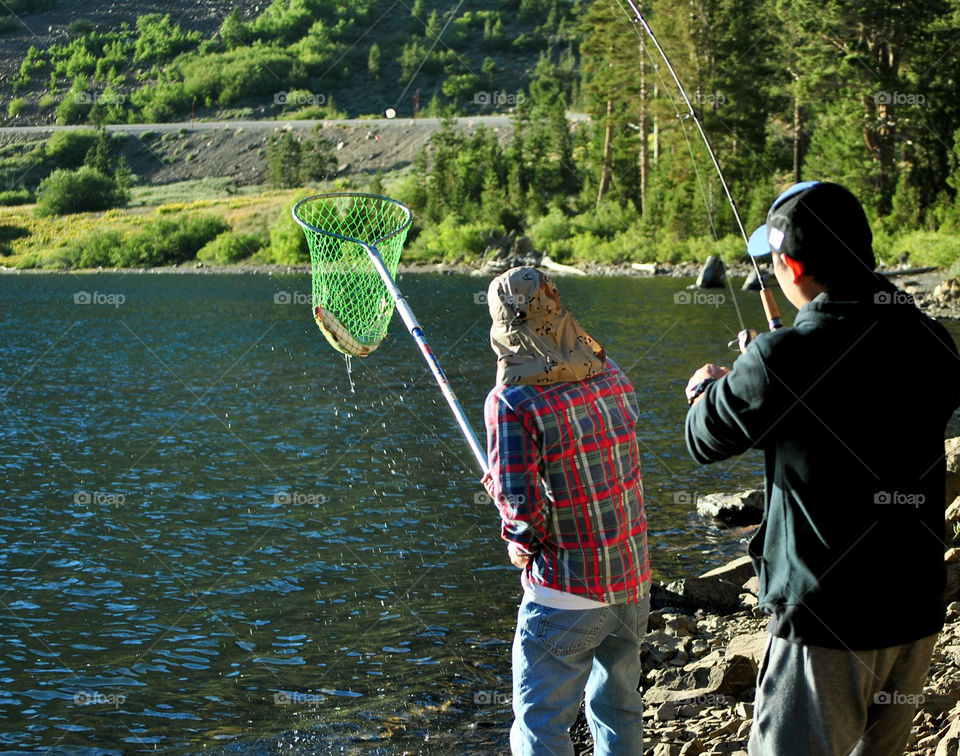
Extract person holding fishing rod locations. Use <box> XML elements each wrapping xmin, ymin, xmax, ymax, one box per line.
<box><xmin>684</xmin><ymin>181</ymin><xmax>960</xmax><ymax>755</ymax></box>
<box><xmin>481</xmin><ymin>266</ymin><xmax>651</xmax><ymax>756</ymax></box>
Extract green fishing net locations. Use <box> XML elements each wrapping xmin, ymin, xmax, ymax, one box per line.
<box><xmin>292</xmin><ymin>193</ymin><xmax>412</xmax><ymax>357</ymax></box>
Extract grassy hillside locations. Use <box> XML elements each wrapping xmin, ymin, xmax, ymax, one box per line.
<box><xmin>1</xmin><ymin>0</ymin><xmax>579</xmax><ymax>126</ymax></box>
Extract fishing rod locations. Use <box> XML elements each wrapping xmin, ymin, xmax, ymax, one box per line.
<box><xmin>622</xmin><ymin>0</ymin><xmax>782</xmax><ymax>349</ymax></box>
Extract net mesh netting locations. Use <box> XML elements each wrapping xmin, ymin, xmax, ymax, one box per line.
<box><xmin>292</xmin><ymin>193</ymin><xmax>412</xmax><ymax>357</ymax></box>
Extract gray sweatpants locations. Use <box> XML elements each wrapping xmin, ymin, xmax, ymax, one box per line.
<box><xmin>747</xmin><ymin>632</ymin><xmax>938</xmax><ymax>756</ymax></box>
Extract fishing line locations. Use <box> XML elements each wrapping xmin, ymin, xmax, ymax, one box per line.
<box><xmin>615</xmin><ymin>0</ymin><xmax>748</xmax><ymax>335</ymax></box>
<box><xmin>620</xmin><ymin>0</ymin><xmax>783</xmax><ymax>337</ymax></box>
<box><xmin>392</xmin><ymin>0</ymin><xmax>466</xmax><ymax>114</ymax></box>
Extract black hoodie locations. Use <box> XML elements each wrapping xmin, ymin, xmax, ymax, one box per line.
<box><xmin>686</xmin><ymin>273</ymin><xmax>960</xmax><ymax>649</ymax></box>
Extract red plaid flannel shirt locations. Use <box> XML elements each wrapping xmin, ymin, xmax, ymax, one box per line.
<box><xmin>483</xmin><ymin>360</ymin><xmax>650</xmax><ymax>604</ymax></box>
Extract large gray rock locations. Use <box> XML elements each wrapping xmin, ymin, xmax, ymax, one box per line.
<box><xmin>947</xmin><ymin>437</ymin><xmax>960</xmax><ymax>506</ymax></box>
<box><xmin>947</xmin><ymin>496</ymin><xmax>960</xmax><ymax>545</ymax></box>
<box><xmin>700</xmin><ymin>555</ymin><xmax>756</xmax><ymax>588</ymax></box>
<box><xmin>946</xmin><ymin>548</ymin><xmax>960</xmax><ymax>604</ymax></box>
<box><xmin>935</xmin><ymin>703</ymin><xmax>960</xmax><ymax>756</ymax></box>
<box><xmin>645</xmin><ymin>640</ymin><xmax>757</xmax><ymax>704</ymax></box>
<box><xmin>662</xmin><ymin>556</ymin><xmax>757</xmax><ymax>615</ymax></box>
<box><xmin>696</xmin><ymin>255</ymin><xmax>726</xmax><ymax>289</ymax></box>
<box><xmin>933</xmin><ymin>277</ymin><xmax>960</xmax><ymax>303</ymax></box>
<box><xmin>697</xmin><ymin>490</ymin><xmax>765</xmax><ymax>527</ymax></box>
<box><xmin>741</xmin><ymin>269</ymin><xmax>766</xmax><ymax>291</ymax></box>
<box><xmin>665</xmin><ymin>575</ymin><xmax>742</xmax><ymax>615</ymax></box>
<box><xmin>725</xmin><ymin>632</ymin><xmax>768</xmax><ymax>673</ymax></box>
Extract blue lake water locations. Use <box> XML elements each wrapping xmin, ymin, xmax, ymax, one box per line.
<box><xmin>1</xmin><ymin>271</ymin><xmax>957</xmax><ymax>753</ymax></box>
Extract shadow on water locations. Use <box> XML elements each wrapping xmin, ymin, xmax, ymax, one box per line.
<box><xmin>0</xmin><ymin>272</ymin><xmax>956</xmax><ymax>753</ymax></box>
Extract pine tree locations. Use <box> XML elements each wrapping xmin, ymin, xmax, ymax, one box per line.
<box><xmin>773</xmin><ymin>0</ymin><xmax>950</xmax><ymax>213</ymax></box>
<box><xmin>367</xmin><ymin>42</ymin><xmax>381</xmax><ymax>80</ymax></box>
<box><xmin>84</xmin><ymin>130</ymin><xmax>113</xmax><ymax>176</ymax></box>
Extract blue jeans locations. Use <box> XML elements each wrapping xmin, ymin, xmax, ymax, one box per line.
<box><xmin>510</xmin><ymin>593</ymin><xmax>650</xmax><ymax>756</ymax></box>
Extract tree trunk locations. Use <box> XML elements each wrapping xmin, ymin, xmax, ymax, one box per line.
<box><xmin>597</xmin><ymin>99</ymin><xmax>614</xmax><ymax>207</ymax></box>
<box><xmin>652</xmin><ymin>84</ymin><xmax>659</xmax><ymax>164</ymax></box>
<box><xmin>639</xmin><ymin>50</ymin><xmax>648</xmax><ymax>217</ymax></box>
<box><xmin>793</xmin><ymin>94</ymin><xmax>803</xmax><ymax>183</ymax></box>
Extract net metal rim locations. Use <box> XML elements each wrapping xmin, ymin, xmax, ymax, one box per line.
<box><xmin>291</xmin><ymin>192</ymin><xmax>413</xmax><ymax>247</ymax></box>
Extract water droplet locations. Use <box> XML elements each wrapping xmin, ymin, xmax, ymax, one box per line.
<box><xmin>343</xmin><ymin>354</ymin><xmax>356</xmax><ymax>393</ymax></box>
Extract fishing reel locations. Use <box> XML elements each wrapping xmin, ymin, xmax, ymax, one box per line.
<box><xmin>728</xmin><ymin>329</ymin><xmax>758</xmax><ymax>354</ymax></box>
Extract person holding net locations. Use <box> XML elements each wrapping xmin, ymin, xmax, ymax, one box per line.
<box><xmin>481</xmin><ymin>266</ymin><xmax>651</xmax><ymax>756</ymax></box>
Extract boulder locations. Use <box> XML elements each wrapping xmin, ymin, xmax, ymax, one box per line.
<box><xmin>678</xmin><ymin>739</ymin><xmax>706</xmax><ymax>756</ymax></box>
<box><xmin>645</xmin><ymin>644</ymin><xmax>756</xmax><ymax>704</ymax></box>
<box><xmin>725</xmin><ymin>632</ymin><xmax>768</xmax><ymax>673</ymax></box>
<box><xmin>933</xmin><ymin>277</ymin><xmax>960</xmax><ymax>303</ymax></box>
<box><xmin>641</xmin><ymin>630</ymin><xmax>688</xmax><ymax>673</ymax></box>
<box><xmin>946</xmin><ymin>548</ymin><xmax>960</xmax><ymax>604</ymax></box>
<box><xmin>662</xmin><ymin>556</ymin><xmax>757</xmax><ymax>615</ymax></box>
<box><xmin>947</xmin><ymin>601</ymin><xmax>960</xmax><ymax>623</ymax></box>
<box><xmin>651</xmin><ymin>580</ymin><xmax>686</xmax><ymax>611</ymax></box>
<box><xmin>741</xmin><ymin>269</ymin><xmax>766</xmax><ymax>291</ymax></box>
<box><xmin>947</xmin><ymin>496</ymin><xmax>960</xmax><ymax>544</ymax></box>
<box><xmin>935</xmin><ymin>703</ymin><xmax>960</xmax><ymax>756</ymax></box>
<box><xmin>947</xmin><ymin>437</ymin><xmax>960</xmax><ymax>506</ymax></box>
<box><xmin>697</xmin><ymin>490</ymin><xmax>765</xmax><ymax>527</ymax></box>
<box><xmin>665</xmin><ymin>576</ymin><xmax>742</xmax><ymax>615</ymax></box>
<box><xmin>700</xmin><ymin>555</ymin><xmax>756</xmax><ymax>589</ymax></box>
<box><xmin>696</xmin><ymin>255</ymin><xmax>726</xmax><ymax>289</ymax></box>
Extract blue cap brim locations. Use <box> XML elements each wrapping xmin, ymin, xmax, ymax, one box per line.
<box><xmin>747</xmin><ymin>225</ymin><xmax>771</xmax><ymax>257</ymax></box>
<box><xmin>746</xmin><ymin>181</ymin><xmax>821</xmax><ymax>258</ymax></box>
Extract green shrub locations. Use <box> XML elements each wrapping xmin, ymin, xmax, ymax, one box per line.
<box><xmin>68</xmin><ymin>19</ymin><xmax>96</xmax><ymax>36</ymax></box>
<box><xmin>0</xmin><ymin>189</ymin><xmax>32</xmax><ymax>206</ymax></box>
<box><xmin>44</xmin><ymin>129</ymin><xmax>101</xmax><ymax>168</ymax></box>
<box><xmin>260</xmin><ymin>206</ymin><xmax>309</xmax><ymax>264</ymax></box>
<box><xmin>267</xmin><ymin>130</ymin><xmax>336</xmax><ymax>188</ymax></box>
<box><xmin>112</xmin><ymin>214</ymin><xmax>230</xmax><ymax>267</ymax></box>
<box><xmin>527</xmin><ymin>207</ymin><xmax>574</xmax><ymax>259</ymax></box>
<box><xmin>178</xmin><ymin>47</ymin><xmax>298</xmax><ymax>106</ymax></box>
<box><xmin>134</xmin><ymin>14</ymin><xmax>201</xmax><ymax>65</ymax></box>
<box><xmin>882</xmin><ymin>230</ymin><xmax>960</xmax><ymax>269</ymax></box>
<box><xmin>7</xmin><ymin>97</ymin><xmax>27</xmax><ymax>117</ymax></box>
<box><xmin>55</xmin><ymin>87</ymin><xmax>92</xmax><ymax>124</ymax></box>
<box><xmin>405</xmin><ymin>215</ymin><xmax>487</xmax><ymax>262</ymax></box>
<box><xmin>129</xmin><ymin>81</ymin><xmax>188</xmax><ymax>122</ymax></box>
<box><xmin>197</xmin><ymin>231</ymin><xmax>263</xmax><ymax>264</ymax></box>
<box><xmin>63</xmin><ymin>215</ymin><xmax>232</xmax><ymax>269</ymax></box>
<box><xmin>67</xmin><ymin>229</ymin><xmax>123</xmax><ymax>268</ymax></box>
<box><xmin>35</xmin><ymin>167</ymin><xmax>128</xmax><ymax>217</ymax></box>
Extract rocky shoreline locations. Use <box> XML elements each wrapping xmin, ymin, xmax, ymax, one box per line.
<box><xmin>562</xmin><ymin>437</ymin><xmax>960</xmax><ymax>756</ymax></box>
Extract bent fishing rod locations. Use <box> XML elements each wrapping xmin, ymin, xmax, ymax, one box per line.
<box><xmin>623</xmin><ymin>0</ymin><xmax>782</xmax><ymax>349</ymax></box>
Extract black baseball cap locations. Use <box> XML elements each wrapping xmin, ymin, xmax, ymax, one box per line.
<box><xmin>747</xmin><ymin>181</ymin><xmax>874</xmax><ymax>272</ymax></box>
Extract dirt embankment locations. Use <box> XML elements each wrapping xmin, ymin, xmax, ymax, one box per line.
<box><xmin>0</xmin><ymin>115</ymin><xmax>519</xmax><ymax>188</ymax></box>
